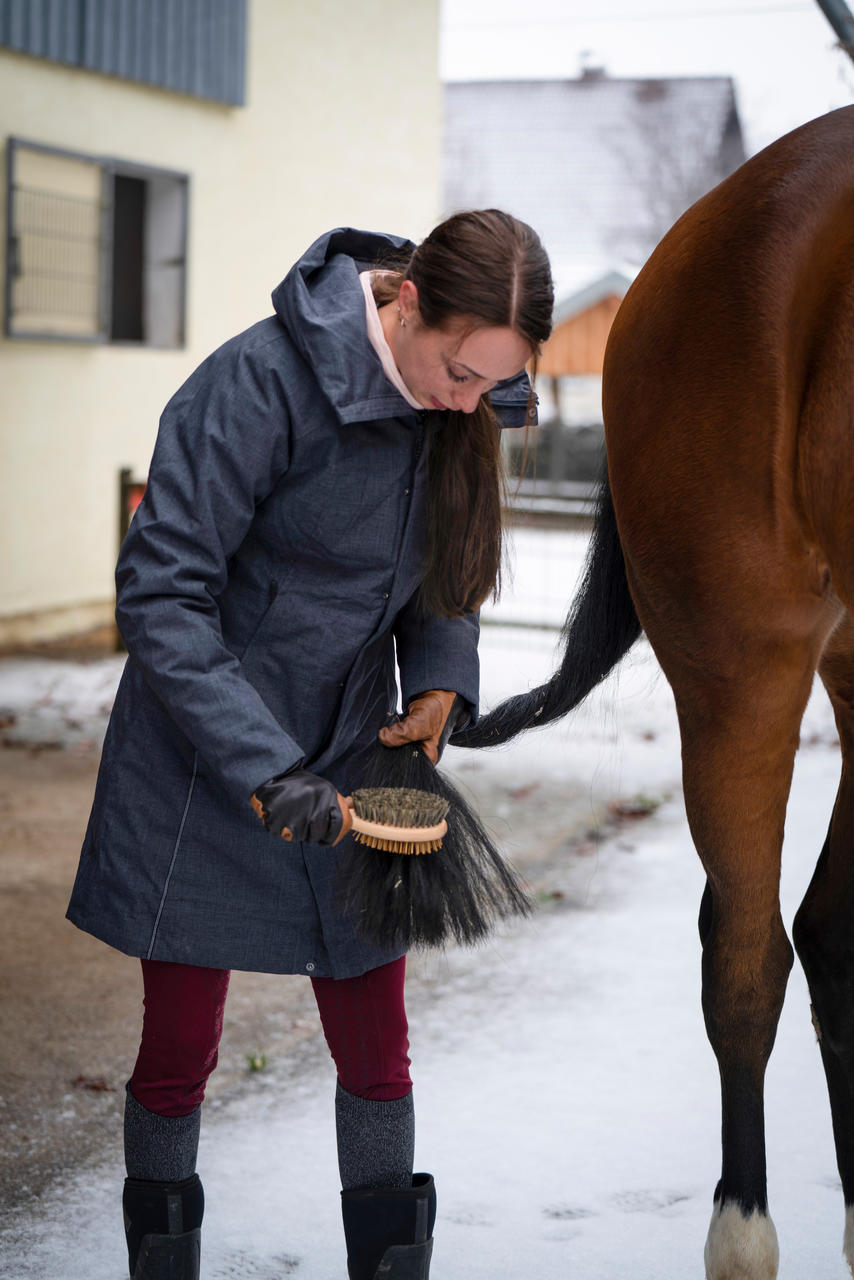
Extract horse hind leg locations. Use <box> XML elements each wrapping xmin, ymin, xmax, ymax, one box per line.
<box><xmin>669</xmin><ymin>639</ymin><xmax>825</xmax><ymax>1280</ymax></box>
<box><xmin>793</xmin><ymin>611</ymin><xmax>854</xmax><ymax>1276</ymax></box>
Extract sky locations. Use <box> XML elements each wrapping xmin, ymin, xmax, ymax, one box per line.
<box><xmin>439</xmin><ymin>0</ymin><xmax>854</xmax><ymax>154</ymax></box>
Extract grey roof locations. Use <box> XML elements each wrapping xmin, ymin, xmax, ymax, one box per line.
<box><xmin>443</xmin><ymin>72</ymin><xmax>745</xmax><ymax>294</ymax></box>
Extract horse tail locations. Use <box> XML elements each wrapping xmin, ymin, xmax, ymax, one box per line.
<box><xmin>451</xmin><ymin>460</ymin><xmax>642</xmax><ymax>750</ymax></box>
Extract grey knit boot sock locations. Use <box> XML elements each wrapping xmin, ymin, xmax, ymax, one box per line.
<box><xmin>124</xmin><ymin>1084</ymin><xmax>201</xmax><ymax>1182</ymax></box>
<box><xmin>335</xmin><ymin>1082</ymin><xmax>415</xmax><ymax>1190</ymax></box>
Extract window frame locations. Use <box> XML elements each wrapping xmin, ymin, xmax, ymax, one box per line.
<box><xmin>4</xmin><ymin>136</ymin><xmax>190</xmax><ymax>348</ymax></box>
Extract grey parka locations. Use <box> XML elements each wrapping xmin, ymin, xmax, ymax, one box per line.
<box><xmin>67</xmin><ymin>228</ymin><xmax>533</xmax><ymax>977</ymax></box>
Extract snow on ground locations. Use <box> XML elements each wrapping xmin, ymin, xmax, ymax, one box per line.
<box><xmin>0</xmin><ymin>652</ymin><xmax>126</xmax><ymax>752</ymax></box>
<box><xmin>0</xmin><ymin>528</ymin><xmax>849</xmax><ymax>1277</ymax></box>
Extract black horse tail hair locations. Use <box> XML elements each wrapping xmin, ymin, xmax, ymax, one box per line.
<box><xmin>450</xmin><ymin>457</ymin><xmax>642</xmax><ymax>750</ymax></box>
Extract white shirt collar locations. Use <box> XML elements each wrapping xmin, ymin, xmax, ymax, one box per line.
<box><xmin>359</xmin><ymin>271</ymin><xmax>423</xmax><ymax>411</ymax></box>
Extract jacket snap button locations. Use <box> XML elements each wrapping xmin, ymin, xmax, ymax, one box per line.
<box><xmin>305</xmin><ymin>961</ymin><xmax>315</xmax><ymax>972</ymax></box>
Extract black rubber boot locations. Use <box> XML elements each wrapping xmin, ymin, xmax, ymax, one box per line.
<box><xmin>122</xmin><ymin>1174</ymin><xmax>204</xmax><ymax>1279</ymax></box>
<box><xmin>341</xmin><ymin>1173</ymin><xmax>435</xmax><ymax>1280</ymax></box>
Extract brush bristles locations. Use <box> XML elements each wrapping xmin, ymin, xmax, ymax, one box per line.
<box><xmin>352</xmin><ymin>787</ymin><xmax>449</xmax><ymax>828</ymax></box>
<box><xmin>354</xmin><ymin>831</ymin><xmax>443</xmax><ymax>855</ymax></box>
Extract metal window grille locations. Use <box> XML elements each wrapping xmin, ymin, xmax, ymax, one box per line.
<box><xmin>11</xmin><ymin>183</ymin><xmax>103</xmax><ymax>322</ymax></box>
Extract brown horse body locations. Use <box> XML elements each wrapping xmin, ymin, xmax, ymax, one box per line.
<box><xmin>456</xmin><ymin>106</ymin><xmax>854</xmax><ymax>1277</ymax></box>
<box><xmin>606</xmin><ymin>105</ymin><xmax>854</xmax><ymax>1278</ymax></box>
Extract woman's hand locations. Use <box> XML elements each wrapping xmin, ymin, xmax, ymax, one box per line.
<box><xmin>251</xmin><ymin>768</ymin><xmax>353</xmax><ymax>845</ymax></box>
<box><xmin>378</xmin><ymin>689</ymin><xmax>461</xmax><ymax>764</ymax></box>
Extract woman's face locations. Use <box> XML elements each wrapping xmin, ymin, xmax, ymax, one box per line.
<box><xmin>390</xmin><ymin>280</ymin><xmax>532</xmax><ymax>414</ymax></box>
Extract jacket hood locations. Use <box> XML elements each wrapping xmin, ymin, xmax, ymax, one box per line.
<box><xmin>272</xmin><ymin>227</ymin><xmax>416</xmax><ymax>424</ymax></box>
<box><xmin>271</xmin><ymin>227</ymin><xmax>536</xmax><ymax>428</ymax></box>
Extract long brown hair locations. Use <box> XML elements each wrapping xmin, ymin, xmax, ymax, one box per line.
<box><xmin>375</xmin><ymin>210</ymin><xmax>554</xmax><ymax>618</ymax></box>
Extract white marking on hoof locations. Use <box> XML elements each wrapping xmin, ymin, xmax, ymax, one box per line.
<box><xmin>843</xmin><ymin>1203</ymin><xmax>854</xmax><ymax>1276</ymax></box>
<box><xmin>704</xmin><ymin>1202</ymin><xmax>779</xmax><ymax>1280</ymax></box>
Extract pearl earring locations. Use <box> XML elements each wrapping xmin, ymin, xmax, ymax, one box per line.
<box><xmin>397</xmin><ymin>306</ymin><xmax>406</xmax><ymax>328</ymax></box>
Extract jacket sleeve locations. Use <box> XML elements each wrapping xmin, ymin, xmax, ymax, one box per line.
<box><xmin>115</xmin><ymin>335</ymin><xmax>306</xmax><ymax>800</ymax></box>
<box><xmin>392</xmin><ymin>594</ymin><xmax>480</xmax><ymax>732</ymax></box>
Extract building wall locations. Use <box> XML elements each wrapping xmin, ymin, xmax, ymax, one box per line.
<box><xmin>0</xmin><ymin>0</ymin><xmax>441</xmax><ymax>643</ymax></box>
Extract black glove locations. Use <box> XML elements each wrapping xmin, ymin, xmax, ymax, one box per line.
<box><xmin>252</xmin><ymin>768</ymin><xmax>345</xmax><ymax>845</ymax></box>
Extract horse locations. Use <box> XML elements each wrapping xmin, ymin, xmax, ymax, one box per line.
<box><xmin>452</xmin><ymin>105</ymin><xmax>854</xmax><ymax>1279</ymax></box>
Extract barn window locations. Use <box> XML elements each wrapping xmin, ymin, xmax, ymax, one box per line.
<box><xmin>4</xmin><ymin>137</ymin><xmax>188</xmax><ymax>346</ymax></box>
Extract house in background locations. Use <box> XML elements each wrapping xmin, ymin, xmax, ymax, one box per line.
<box><xmin>0</xmin><ymin>0</ymin><xmax>442</xmax><ymax>646</ymax></box>
<box><xmin>444</xmin><ymin>69</ymin><xmax>746</xmax><ymax>468</ymax></box>
<box><xmin>444</xmin><ymin>69</ymin><xmax>745</xmax><ymax>293</ymax></box>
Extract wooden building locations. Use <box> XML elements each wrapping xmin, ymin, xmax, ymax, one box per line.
<box><xmin>538</xmin><ymin>270</ymin><xmax>633</xmax><ymax>380</ymax></box>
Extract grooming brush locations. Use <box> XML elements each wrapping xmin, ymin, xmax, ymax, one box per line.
<box><xmin>339</xmin><ymin>737</ymin><xmax>533</xmax><ymax>951</ymax></box>
<box><xmin>348</xmin><ymin>787</ymin><xmax>449</xmax><ymax>854</ymax></box>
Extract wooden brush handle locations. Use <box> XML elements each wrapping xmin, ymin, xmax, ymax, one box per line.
<box><xmin>350</xmin><ymin>812</ymin><xmax>448</xmax><ymax>844</ymax></box>
<box><xmin>336</xmin><ymin>792</ymin><xmax>447</xmax><ymax>844</ymax></box>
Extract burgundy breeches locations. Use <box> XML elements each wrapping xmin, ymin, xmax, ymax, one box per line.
<box><xmin>130</xmin><ymin>956</ymin><xmax>411</xmax><ymax>1117</ymax></box>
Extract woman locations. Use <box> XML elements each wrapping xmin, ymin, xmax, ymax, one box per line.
<box><xmin>68</xmin><ymin>209</ymin><xmax>553</xmax><ymax>1279</ymax></box>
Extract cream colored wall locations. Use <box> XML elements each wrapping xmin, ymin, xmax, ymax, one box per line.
<box><xmin>0</xmin><ymin>0</ymin><xmax>441</xmax><ymax>641</ymax></box>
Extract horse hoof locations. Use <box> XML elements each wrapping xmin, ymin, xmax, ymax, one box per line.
<box><xmin>844</xmin><ymin>1204</ymin><xmax>854</xmax><ymax>1276</ymax></box>
<box><xmin>704</xmin><ymin>1202</ymin><xmax>779</xmax><ymax>1280</ymax></box>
